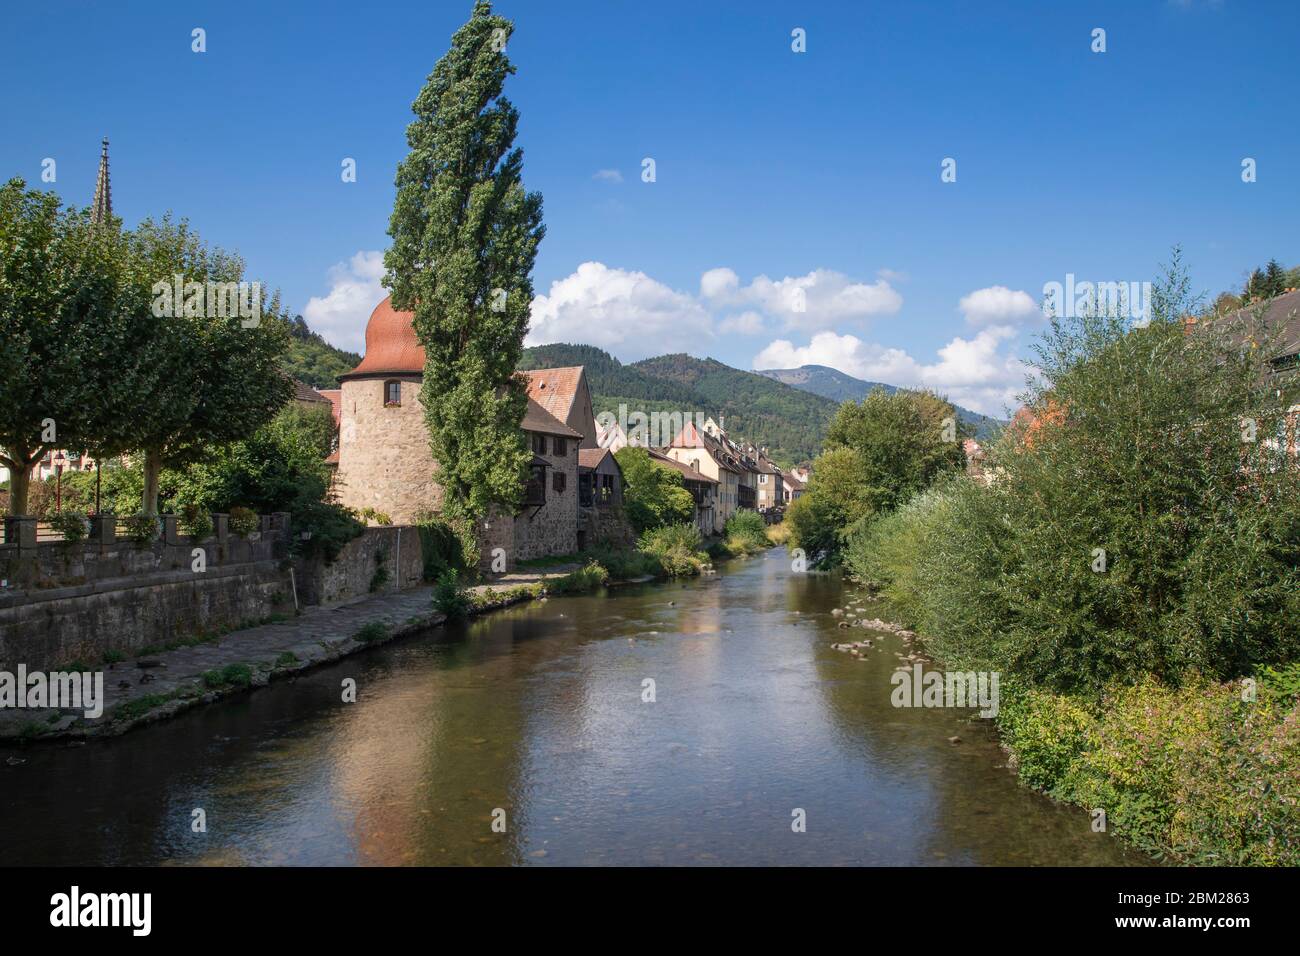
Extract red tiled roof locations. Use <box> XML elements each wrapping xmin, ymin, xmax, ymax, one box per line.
<box><xmin>522</xmin><ymin>366</ymin><xmax>584</xmax><ymax>424</ymax></box>
<box><xmin>522</xmin><ymin>396</ymin><xmax>582</xmax><ymax>438</ymax></box>
<box><xmin>317</xmin><ymin>389</ymin><xmax>342</xmax><ymax>427</ymax></box>
<box><xmin>578</xmin><ymin>447</ymin><xmax>616</xmax><ymax>471</ymax></box>
<box><xmin>648</xmin><ymin>448</ymin><xmax>719</xmax><ymax>484</ymax></box>
<box><xmin>345</xmin><ymin>296</ymin><xmax>425</xmax><ymax>377</ymax></box>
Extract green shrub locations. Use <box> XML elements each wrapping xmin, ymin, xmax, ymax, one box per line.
<box><xmin>720</xmin><ymin>508</ymin><xmax>770</xmax><ymax>556</ymax></box>
<box><xmin>121</xmin><ymin>514</ymin><xmax>159</xmax><ymax>544</ymax></box>
<box><xmin>369</xmin><ymin>550</ymin><xmax>389</xmax><ymax>592</ymax></box>
<box><xmin>353</xmin><ymin>622</ymin><xmax>388</xmax><ymax>644</ymax></box>
<box><xmin>291</xmin><ymin>500</ymin><xmax>365</xmax><ymax>563</ymax></box>
<box><xmin>584</xmin><ymin>545</ymin><xmax>662</xmax><ymax>580</ymax></box>
<box><xmin>48</xmin><ymin>510</ymin><xmax>88</xmax><ymax>543</ymax></box>
<box><xmin>202</xmin><ymin>663</ymin><xmax>253</xmax><ymax>689</ymax></box>
<box><xmin>177</xmin><ymin>502</ymin><xmax>213</xmax><ymax>540</ymax></box>
<box><xmin>639</xmin><ymin>523</ymin><xmax>709</xmax><ymax>576</ymax></box>
<box><xmin>416</xmin><ymin>514</ymin><xmax>466</xmax><ymax>582</ymax></box>
<box><xmin>228</xmin><ymin>506</ymin><xmax>259</xmax><ymax>538</ymax></box>
<box><xmin>997</xmin><ymin>674</ymin><xmax>1300</xmax><ymax>866</ymax></box>
<box><xmin>433</xmin><ymin>569</ymin><xmax>471</xmax><ymax>619</ymax></box>
<box><xmin>547</xmin><ymin>561</ymin><xmax>609</xmax><ymax>595</ymax></box>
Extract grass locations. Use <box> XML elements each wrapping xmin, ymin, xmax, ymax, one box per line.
<box><xmin>353</xmin><ymin>622</ymin><xmax>388</xmax><ymax>644</ymax></box>
<box><xmin>112</xmin><ymin>691</ymin><xmax>181</xmax><ymax>723</ymax></box>
<box><xmin>201</xmin><ymin>663</ymin><xmax>253</xmax><ymax>690</ymax></box>
<box><xmin>275</xmin><ymin>651</ymin><xmax>299</xmax><ymax>666</ymax></box>
<box><xmin>545</xmin><ymin>561</ymin><xmax>610</xmax><ymax>595</ymax></box>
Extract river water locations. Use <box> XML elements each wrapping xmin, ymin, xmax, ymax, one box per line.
<box><xmin>0</xmin><ymin>548</ymin><xmax>1145</xmax><ymax>866</ymax></box>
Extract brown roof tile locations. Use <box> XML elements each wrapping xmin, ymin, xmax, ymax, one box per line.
<box><xmin>522</xmin><ymin>366</ymin><xmax>584</xmax><ymax>423</ymax></box>
<box><xmin>522</xmin><ymin>396</ymin><xmax>582</xmax><ymax>438</ymax></box>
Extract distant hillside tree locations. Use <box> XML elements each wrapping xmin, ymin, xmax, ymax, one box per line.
<box><xmin>386</xmin><ymin>0</ymin><xmax>544</xmax><ymax>563</ymax></box>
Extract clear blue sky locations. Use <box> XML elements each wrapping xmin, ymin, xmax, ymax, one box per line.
<box><xmin>2</xmin><ymin>0</ymin><xmax>1296</xmax><ymax>415</ymax></box>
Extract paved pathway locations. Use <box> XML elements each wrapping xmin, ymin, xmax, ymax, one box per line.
<box><xmin>0</xmin><ymin>565</ymin><xmax>580</xmax><ymax>744</ymax></box>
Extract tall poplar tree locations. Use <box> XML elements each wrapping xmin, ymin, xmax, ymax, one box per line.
<box><xmin>385</xmin><ymin>0</ymin><xmax>545</xmax><ymax>561</ymax></box>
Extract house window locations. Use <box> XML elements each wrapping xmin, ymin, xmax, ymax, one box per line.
<box><xmin>384</xmin><ymin>380</ymin><xmax>401</xmax><ymax>406</ymax></box>
<box><xmin>553</xmin><ymin>437</ymin><xmax>567</xmax><ymax>456</ymax></box>
<box><xmin>552</xmin><ymin>471</ymin><xmax>566</xmax><ymax>493</ymax></box>
<box><xmin>759</xmin><ymin>474</ymin><xmax>767</xmax><ymax>484</ymax></box>
<box><xmin>524</xmin><ymin>465</ymin><xmax>546</xmax><ymax>505</ymax></box>
<box><xmin>532</xmin><ymin>433</ymin><xmax>547</xmax><ymax>455</ymax></box>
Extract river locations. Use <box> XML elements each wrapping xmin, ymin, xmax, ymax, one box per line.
<box><xmin>0</xmin><ymin>548</ymin><xmax>1146</xmax><ymax>866</ymax></box>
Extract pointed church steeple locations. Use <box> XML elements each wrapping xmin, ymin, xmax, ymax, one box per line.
<box><xmin>91</xmin><ymin>138</ymin><xmax>112</xmax><ymax>224</ymax></box>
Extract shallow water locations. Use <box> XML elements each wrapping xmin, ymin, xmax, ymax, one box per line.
<box><xmin>0</xmin><ymin>549</ymin><xmax>1146</xmax><ymax>866</ymax></box>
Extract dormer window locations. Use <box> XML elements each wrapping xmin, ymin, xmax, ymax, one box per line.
<box><xmin>384</xmin><ymin>380</ymin><xmax>401</xmax><ymax>406</ymax></box>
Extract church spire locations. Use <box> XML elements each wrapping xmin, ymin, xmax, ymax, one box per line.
<box><xmin>91</xmin><ymin>137</ymin><xmax>112</xmax><ymax>224</ymax></box>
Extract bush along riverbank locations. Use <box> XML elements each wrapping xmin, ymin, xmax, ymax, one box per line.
<box><xmin>826</xmin><ymin>259</ymin><xmax>1300</xmax><ymax>865</ymax></box>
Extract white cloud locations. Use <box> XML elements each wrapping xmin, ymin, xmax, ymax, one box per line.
<box><xmin>302</xmin><ymin>250</ymin><xmax>385</xmax><ymax>353</ymax></box>
<box><xmin>700</xmin><ymin>267</ymin><xmax>740</xmax><ymax>300</ymax></box>
<box><xmin>958</xmin><ymin>285</ymin><xmax>1039</xmax><ymax>327</ymax></box>
<box><xmin>722</xmin><ymin>268</ymin><xmax>903</xmax><ymax>330</ymax></box>
<box><xmin>717</xmin><ymin>310</ymin><xmax>767</xmax><ymax>335</ymax></box>
<box><xmin>592</xmin><ymin>169</ymin><xmax>624</xmax><ymax>184</ymax></box>
<box><xmin>527</xmin><ymin>262</ymin><xmax>714</xmax><ymax>361</ymax></box>
<box><xmin>877</xmin><ymin>267</ymin><xmax>908</xmax><ymax>283</ymax></box>
<box><xmin>752</xmin><ymin>326</ymin><xmax>1026</xmax><ymax>417</ymax></box>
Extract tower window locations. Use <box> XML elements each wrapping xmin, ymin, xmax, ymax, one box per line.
<box><xmin>384</xmin><ymin>380</ymin><xmax>401</xmax><ymax>406</ymax></box>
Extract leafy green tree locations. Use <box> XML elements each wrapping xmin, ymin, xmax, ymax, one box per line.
<box><xmin>922</xmin><ymin>252</ymin><xmax>1300</xmax><ymax>692</ymax></box>
<box><xmin>385</xmin><ymin>0</ymin><xmax>545</xmax><ymax>562</ymax></box>
<box><xmin>614</xmin><ymin>447</ymin><xmax>695</xmax><ymax>533</ymax></box>
<box><xmin>824</xmin><ymin>387</ymin><xmax>967</xmax><ymax>514</ymax></box>
<box><xmin>123</xmin><ymin>216</ymin><xmax>292</xmax><ymax>514</ymax></box>
<box><xmin>0</xmin><ymin>179</ymin><xmax>147</xmax><ymax>515</ymax></box>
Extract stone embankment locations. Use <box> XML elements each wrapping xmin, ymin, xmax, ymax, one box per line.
<box><xmin>0</xmin><ymin>566</ymin><xmax>579</xmax><ymax>746</ymax></box>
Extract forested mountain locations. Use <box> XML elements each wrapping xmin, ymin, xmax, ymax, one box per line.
<box><xmin>279</xmin><ymin>315</ymin><xmax>361</xmax><ymax>389</ymax></box>
<box><xmin>522</xmin><ymin>345</ymin><xmax>837</xmax><ymax>465</ymax></box>
<box><xmin>757</xmin><ymin>365</ymin><xmax>1003</xmax><ymax>437</ymax></box>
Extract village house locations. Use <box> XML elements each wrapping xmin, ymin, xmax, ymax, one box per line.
<box><xmin>664</xmin><ymin>418</ymin><xmax>746</xmax><ymax>533</ymax></box>
<box><xmin>747</xmin><ymin>445</ymin><xmax>785</xmax><ymax>512</ymax></box>
<box><xmin>332</xmin><ymin>296</ymin><xmax>601</xmax><ymax>569</ymax></box>
<box><xmin>781</xmin><ymin>468</ymin><xmax>806</xmax><ymax>503</ymax></box>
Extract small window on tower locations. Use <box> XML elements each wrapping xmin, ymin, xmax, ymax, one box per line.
<box><xmin>384</xmin><ymin>381</ymin><xmax>402</xmax><ymax>407</ymax></box>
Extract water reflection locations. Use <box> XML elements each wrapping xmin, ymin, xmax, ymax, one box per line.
<box><xmin>0</xmin><ymin>549</ymin><xmax>1146</xmax><ymax>866</ymax></box>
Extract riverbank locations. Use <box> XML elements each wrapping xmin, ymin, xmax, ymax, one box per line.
<box><xmin>0</xmin><ymin>565</ymin><xmax>588</xmax><ymax>745</ymax></box>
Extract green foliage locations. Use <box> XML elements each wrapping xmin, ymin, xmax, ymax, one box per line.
<box><xmin>277</xmin><ymin>313</ymin><xmax>360</xmax><ymax>388</ymax></box>
<box><xmin>202</xmin><ymin>663</ymin><xmax>253</xmax><ymax>689</ymax></box>
<box><xmin>353</xmin><ymin>622</ymin><xmax>388</xmax><ymax>644</ymax></box>
<box><xmin>228</xmin><ymin>506</ymin><xmax>259</xmax><ymax>538</ymax></box>
<box><xmin>0</xmin><ymin>179</ymin><xmax>148</xmax><ymax>515</ymax></box>
<box><xmin>718</xmin><ymin>508</ymin><xmax>770</xmax><ymax>556</ymax></box>
<box><xmin>369</xmin><ymin>550</ymin><xmax>389</xmax><ymax>592</ymax></box>
<box><xmin>638</xmin><ymin>523</ymin><xmax>709</xmax><ymax>576</ymax></box>
<box><xmin>613</xmin><ymin>447</ymin><xmax>695</xmax><ymax>533</ymax></box>
<box><xmin>998</xmin><ymin>676</ymin><xmax>1300</xmax><ymax>866</ymax></box>
<box><xmin>433</xmin><ymin>569</ymin><xmax>472</xmax><ymax>619</ymax></box>
<box><xmin>121</xmin><ymin>514</ymin><xmax>159</xmax><ymax>544</ymax></box>
<box><xmin>385</xmin><ymin>0</ymin><xmax>544</xmax><ymax>562</ymax></box>
<box><xmin>122</xmin><ymin>216</ymin><xmax>293</xmax><ymax>514</ymax></box>
<box><xmin>583</xmin><ymin>544</ymin><xmax>662</xmax><ymax>580</ymax></box>
<box><xmin>177</xmin><ymin>502</ymin><xmax>213</xmax><ymax>540</ymax></box>
<box><xmin>416</xmin><ymin>513</ymin><xmax>468</xmax><ymax>582</ymax></box>
<box><xmin>546</xmin><ymin>560</ymin><xmax>610</xmax><ymax>595</ymax></box>
<box><xmin>48</xmin><ymin>510</ymin><xmax>88</xmax><ymax>543</ymax></box>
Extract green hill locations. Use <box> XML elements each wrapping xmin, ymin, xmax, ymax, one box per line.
<box><xmin>279</xmin><ymin>315</ymin><xmax>361</xmax><ymax>389</ymax></box>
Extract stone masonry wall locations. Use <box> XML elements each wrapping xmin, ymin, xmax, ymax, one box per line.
<box><xmin>294</xmin><ymin>525</ymin><xmax>424</xmax><ymax>607</ymax></box>
<box><xmin>335</xmin><ymin>376</ymin><xmax>442</xmax><ymax>524</ymax></box>
<box><xmin>514</xmin><ymin>441</ymin><xmax>579</xmax><ymax>562</ymax></box>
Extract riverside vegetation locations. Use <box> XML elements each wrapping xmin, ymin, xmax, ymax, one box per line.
<box><xmin>793</xmin><ymin>254</ymin><xmax>1300</xmax><ymax>866</ymax></box>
